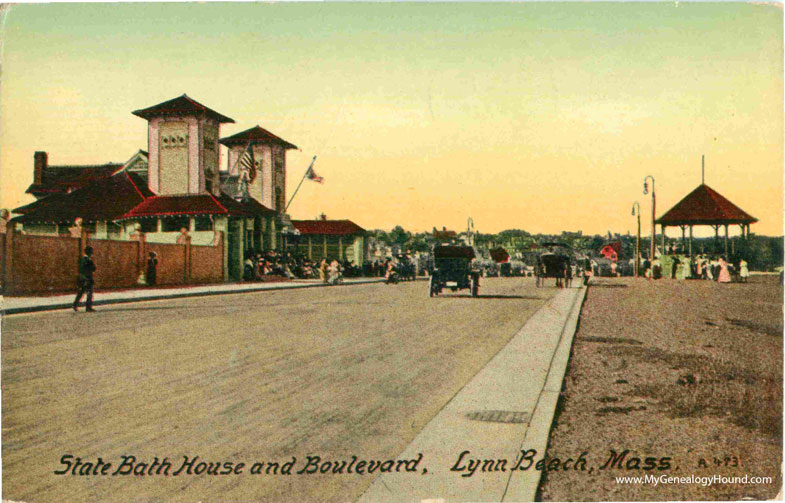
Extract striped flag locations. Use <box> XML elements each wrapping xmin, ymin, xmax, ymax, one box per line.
<box><xmin>239</xmin><ymin>143</ymin><xmax>257</xmax><ymax>183</ymax></box>
<box><xmin>306</xmin><ymin>166</ymin><xmax>324</xmax><ymax>184</ymax></box>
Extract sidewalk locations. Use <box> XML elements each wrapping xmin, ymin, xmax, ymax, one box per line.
<box><xmin>1</xmin><ymin>277</ymin><xmax>394</xmax><ymax>315</ymax></box>
<box><xmin>357</xmin><ymin>284</ymin><xmax>587</xmax><ymax>503</ymax></box>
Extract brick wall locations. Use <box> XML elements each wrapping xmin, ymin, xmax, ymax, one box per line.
<box><xmin>190</xmin><ymin>233</ymin><xmax>223</xmax><ymax>284</ymax></box>
<box><xmin>90</xmin><ymin>239</ymin><xmax>140</xmax><ymax>290</ymax></box>
<box><xmin>9</xmin><ymin>233</ymin><xmax>80</xmax><ymax>294</ymax></box>
<box><xmin>1</xmin><ymin>225</ymin><xmax>225</xmax><ymax>295</ymax></box>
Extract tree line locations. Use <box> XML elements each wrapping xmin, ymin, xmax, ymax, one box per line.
<box><xmin>367</xmin><ymin>227</ymin><xmax>784</xmax><ymax>271</ymax></box>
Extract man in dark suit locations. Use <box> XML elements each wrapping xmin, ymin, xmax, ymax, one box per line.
<box><xmin>73</xmin><ymin>246</ymin><xmax>96</xmax><ymax>312</ymax></box>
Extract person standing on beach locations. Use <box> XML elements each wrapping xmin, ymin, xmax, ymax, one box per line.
<box><xmin>717</xmin><ymin>256</ymin><xmax>732</xmax><ymax>283</ymax></box>
<box><xmin>739</xmin><ymin>258</ymin><xmax>750</xmax><ymax>283</ymax></box>
<box><xmin>73</xmin><ymin>246</ymin><xmax>96</xmax><ymax>312</ymax></box>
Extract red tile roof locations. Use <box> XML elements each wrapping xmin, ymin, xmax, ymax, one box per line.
<box><xmin>12</xmin><ymin>172</ymin><xmax>153</xmax><ymax>224</ymax></box>
<box><xmin>132</xmin><ymin>94</ymin><xmax>235</xmax><ymax>124</ymax></box>
<box><xmin>26</xmin><ymin>163</ymin><xmax>124</xmax><ymax>197</ymax></box>
<box><xmin>433</xmin><ymin>230</ymin><xmax>458</xmax><ymax>240</ymax></box>
<box><xmin>656</xmin><ymin>184</ymin><xmax>758</xmax><ymax>226</ymax></box>
<box><xmin>119</xmin><ymin>194</ymin><xmax>273</xmax><ymax>219</ymax></box>
<box><xmin>239</xmin><ymin>197</ymin><xmax>277</xmax><ymax>215</ymax></box>
<box><xmin>291</xmin><ymin>219</ymin><xmax>365</xmax><ymax>236</ymax></box>
<box><xmin>219</xmin><ymin>125</ymin><xmax>298</xmax><ymax>150</ymax></box>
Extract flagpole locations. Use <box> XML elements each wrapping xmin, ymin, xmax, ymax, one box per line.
<box><xmin>231</xmin><ymin>138</ymin><xmax>253</xmax><ymax>176</ymax></box>
<box><xmin>285</xmin><ymin>156</ymin><xmax>317</xmax><ymax>212</ymax></box>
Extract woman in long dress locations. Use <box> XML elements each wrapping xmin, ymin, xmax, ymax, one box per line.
<box><xmin>717</xmin><ymin>256</ymin><xmax>732</xmax><ymax>283</ymax></box>
<box><xmin>319</xmin><ymin>259</ymin><xmax>329</xmax><ymax>283</ymax></box>
<box><xmin>683</xmin><ymin>255</ymin><xmax>692</xmax><ymax>279</ymax></box>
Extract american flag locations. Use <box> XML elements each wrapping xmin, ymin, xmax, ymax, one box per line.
<box><xmin>306</xmin><ymin>166</ymin><xmax>324</xmax><ymax>184</ymax></box>
<box><xmin>239</xmin><ymin>143</ymin><xmax>257</xmax><ymax>183</ymax></box>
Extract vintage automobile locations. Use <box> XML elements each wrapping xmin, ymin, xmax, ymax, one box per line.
<box><xmin>535</xmin><ymin>242</ymin><xmax>573</xmax><ymax>288</ymax></box>
<box><xmin>429</xmin><ymin>244</ymin><xmax>480</xmax><ymax>297</ymax></box>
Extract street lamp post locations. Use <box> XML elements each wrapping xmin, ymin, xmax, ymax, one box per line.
<box><xmin>643</xmin><ymin>176</ymin><xmax>656</xmax><ymax>268</ymax></box>
<box><xmin>632</xmin><ymin>202</ymin><xmax>641</xmax><ymax>278</ymax></box>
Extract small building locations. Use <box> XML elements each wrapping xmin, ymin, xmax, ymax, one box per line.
<box><xmin>599</xmin><ymin>241</ymin><xmax>621</xmax><ymax>262</ymax></box>
<box><xmin>432</xmin><ymin>227</ymin><xmax>458</xmax><ymax>242</ymax></box>
<box><xmin>290</xmin><ymin>217</ymin><xmax>366</xmax><ymax>265</ymax></box>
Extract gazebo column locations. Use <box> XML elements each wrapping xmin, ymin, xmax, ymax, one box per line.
<box><xmin>661</xmin><ymin>225</ymin><xmax>666</xmax><ymax>255</ymax></box>
<box><xmin>713</xmin><ymin>225</ymin><xmax>720</xmax><ymax>254</ymax></box>
<box><xmin>680</xmin><ymin>225</ymin><xmax>686</xmax><ymax>252</ymax></box>
<box><xmin>724</xmin><ymin>224</ymin><xmax>729</xmax><ymax>257</ymax></box>
<box><xmin>689</xmin><ymin>225</ymin><xmax>693</xmax><ymax>256</ymax></box>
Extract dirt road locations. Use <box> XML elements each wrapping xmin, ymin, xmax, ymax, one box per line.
<box><xmin>2</xmin><ymin>277</ymin><xmax>554</xmax><ymax>502</ymax></box>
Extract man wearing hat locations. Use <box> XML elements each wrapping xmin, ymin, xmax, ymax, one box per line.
<box><xmin>73</xmin><ymin>246</ymin><xmax>96</xmax><ymax>312</ymax></box>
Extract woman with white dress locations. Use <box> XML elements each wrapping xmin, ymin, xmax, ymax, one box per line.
<box><xmin>739</xmin><ymin>259</ymin><xmax>750</xmax><ymax>283</ymax></box>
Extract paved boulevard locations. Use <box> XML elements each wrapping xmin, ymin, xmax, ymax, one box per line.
<box><xmin>2</xmin><ymin>277</ymin><xmax>554</xmax><ymax>502</ymax></box>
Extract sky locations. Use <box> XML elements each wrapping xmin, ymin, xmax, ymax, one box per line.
<box><xmin>0</xmin><ymin>2</ymin><xmax>782</xmax><ymax>237</ymax></box>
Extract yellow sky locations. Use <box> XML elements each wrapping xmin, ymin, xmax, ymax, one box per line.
<box><xmin>1</xmin><ymin>2</ymin><xmax>782</xmax><ymax>236</ymax></box>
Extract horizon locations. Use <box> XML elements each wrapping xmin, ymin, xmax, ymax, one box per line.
<box><xmin>1</xmin><ymin>3</ymin><xmax>782</xmax><ymax>238</ymax></box>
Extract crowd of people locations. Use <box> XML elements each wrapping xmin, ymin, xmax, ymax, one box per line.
<box><xmin>242</xmin><ymin>250</ymin><xmax>367</xmax><ymax>282</ymax></box>
<box><xmin>633</xmin><ymin>254</ymin><xmax>749</xmax><ymax>283</ymax></box>
<box><xmin>663</xmin><ymin>254</ymin><xmax>748</xmax><ymax>283</ymax></box>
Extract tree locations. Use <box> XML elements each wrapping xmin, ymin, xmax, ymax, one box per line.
<box><xmin>389</xmin><ymin>225</ymin><xmax>411</xmax><ymax>247</ymax></box>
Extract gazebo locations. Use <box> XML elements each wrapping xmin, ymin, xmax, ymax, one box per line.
<box><xmin>655</xmin><ymin>184</ymin><xmax>757</xmax><ymax>257</ymax></box>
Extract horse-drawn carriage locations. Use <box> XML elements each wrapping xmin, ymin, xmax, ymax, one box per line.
<box><xmin>394</xmin><ymin>255</ymin><xmax>417</xmax><ymax>281</ymax></box>
<box><xmin>428</xmin><ymin>244</ymin><xmax>480</xmax><ymax>297</ymax></box>
<box><xmin>535</xmin><ymin>242</ymin><xmax>573</xmax><ymax>288</ymax></box>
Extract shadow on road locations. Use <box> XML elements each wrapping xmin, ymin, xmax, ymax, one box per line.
<box><xmin>90</xmin><ymin>306</ymin><xmax>188</xmax><ymax>312</ymax></box>
<box><xmin>434</xmin><ymin>294</ymin><xmax>542</xmax><ymax>300</ymax></box>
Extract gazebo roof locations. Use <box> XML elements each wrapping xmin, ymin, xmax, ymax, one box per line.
<box><xmin>656</xmin><ymin>184</ymin><xmax>757</xmax><ymax>226</ymax></box>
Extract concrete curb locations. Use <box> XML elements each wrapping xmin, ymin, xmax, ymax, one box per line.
<box><xmin>356</xmin><ymin>284</ymin><xmax>587</xmax><ymax>503</ymax></box>
<box><xmin>502</xmin><ymin>285</ymin><xmax>587</xmax><ymax>501</ymax></box>
<box><xmin>1</xmin><ymin>278</ymin><xmax>426</xmax><ymax>315</ymax></box>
